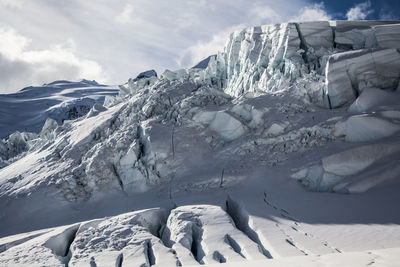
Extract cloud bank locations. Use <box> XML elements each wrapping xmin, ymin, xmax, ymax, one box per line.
<box><xmin>0</xmin><ymin>27</ymin><xmax>105</xmax><ymax>93</ymax></box>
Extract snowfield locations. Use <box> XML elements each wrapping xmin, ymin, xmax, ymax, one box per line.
<box><xmin>1</xmin><ymin>20</ymin><xmax>400</xmax><ymax>266</ymax></box>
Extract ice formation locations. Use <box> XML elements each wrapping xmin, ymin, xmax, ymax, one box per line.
<box><xmin>1</xmin><ymin>20</ymin><xmax>400</xmax><ymax>266</ymax></box>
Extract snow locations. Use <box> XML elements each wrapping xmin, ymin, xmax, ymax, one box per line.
<box><xmin>374</xmin><ymin>23</ymin><xmax>400</xmax><ymax>49</ymax></box>
<box><xmin>335</xmin><ymin>115</ymin><xmax>400</xmax><ymax>142</ymax></box>
<box><xmin>265</xmin><ymin>122</ymin><xmax>288</xmax><ymax>136</ymax></box>
<box><xmin>192</xmin><ymin>55</ymin><xmax>216</xmax><ymax>69</ymax></box>
<box><xmin>322</xmin><ymin>142</ymin><xmax>400</xmax><ymax>176</ymax></box>
<box><xmin>1</xmin><ymin>20</ymin><xmax>400</xmax><ymax>266</ymax></box>
<box><xmin>131</xmin><ymin>70</ymin><xmax>158</xmax><ymax>83</ymax></box>
<box><xmin>193</xmin><ymin>111</ymin><xmax>246</xmax><ymax>141</ymax></box>
<box><xmin>293</xmin><ymin>142</ymin><xmax>400</xmax><ymax>192</ymax></box>
<box><xmin>348</xmin><ymin>87</ymin><xmax>400</xmax><ymax>113</ymax></box>
<box><xmin>0</xmin><ymin>80</ymin><xmax>118</xmax><ymax>138</ymax></box>
<box><xmin>325</xmin><ymin>48</ymin><xmax>400</xmax><ymax>108</ymax></box>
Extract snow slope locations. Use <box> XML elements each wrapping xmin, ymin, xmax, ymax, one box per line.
<box><xmin>0</xmin><ymin>79</ymin><xmax>118</xmax><ymax>138</ymax></box>
<box><xmin>1</xmin><ymin>20</ymin><xmax>400</xmax><ymax>266</ymax></box>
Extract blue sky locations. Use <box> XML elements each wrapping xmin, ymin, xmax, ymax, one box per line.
<box><xmin>324</xmin><ymin>0</ymin><xmax>399</xmax><ymax>20</ymax></box>
<box><xmin>0</xmin><ymin>0</ymin><xmax>399</xmax><ymax>93</ymax></box>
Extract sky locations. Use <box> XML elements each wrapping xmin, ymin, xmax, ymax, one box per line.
<box><xmin>0</xmin><ymin>0</ymin><xmax>399</xmax><ymax>93</ymax></box>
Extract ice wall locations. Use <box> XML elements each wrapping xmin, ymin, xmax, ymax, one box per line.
<box><xmin>200</xmin><ymin>21</ymin><xmax>400</xmax><ymax>107</ymax></box>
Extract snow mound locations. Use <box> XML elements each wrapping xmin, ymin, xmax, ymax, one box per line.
<box><xmin>334</xmin><ymin>114</ymin><xmax>400</xmax><ymax>142</ymax></box>
<box><xmin>292</xmin><ymin>142</ymin><xmax>400</xmax><ymax>192</ymax></box>
<box><xmin>348</xmin><ymin>87</ymin><xmax>400</xmax><ymax>113</ymax></box>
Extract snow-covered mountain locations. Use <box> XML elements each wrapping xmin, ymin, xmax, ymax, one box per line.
<box><xmin>1</xmin><ymin>21</ymin><xmax>400</xmax><ymax>266</ymax></box>
<box><xmin>0</xmin><ymin>79</ymin><xmax>118</xmax><ymax>138</ymax></box>
<box><xmin>0</xmin><ymin>80</ymin><xmax>118</xmax><ymax>168</ymax></box>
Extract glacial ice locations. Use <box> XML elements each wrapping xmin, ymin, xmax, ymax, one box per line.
<box><xmin>1</xmin><ymin>20</ymin><xmax>400</xmax><ymax>267</ymax></box>
<box><xmin>325</xmin><ymin>48</ymin><xmax>400</xmax><ymax>108</ymax></box>
<box><xmin>193</xmin><ymin>111</ymin><xmax>246</xmax><ymax>141</ymax></box>
<box><xmin>2</xmin><ymin>20</ymin><xmax>400</xmax><ymax>202</ymax></box>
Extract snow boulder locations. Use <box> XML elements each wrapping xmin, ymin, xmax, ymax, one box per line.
<box><xmin>334</xmin><ymin>114</ymin><xmax>400</xmax><ymax>142</ymax></box>
<box><xmin>322</xmin><ymin>142</ymin><xmax>400</xmax><ymax>177</ymax></box>
<box><xmin>230</xmin><ymin>104</ymin><xmax>265</xmax><ymax>128</ymax></box>
<box><xmin>86</xmin><ymin>103</ymin><xmax>107</xmax><ymax>118</ymax></box>
<box><xmin>348</xmin><ymin>87</ymin><xmax>400</xmax><ymax>113</ymax></box>
<box><xmin>193</xmin><ymin>111</ymin><xmax>246</xmax><ymax>141</ymax></box>
<box><xmin>292</xmin><ymin>142</ymin><xmax>400</xmax><ymax>192</ymax></box>
<box><xmin>39</xmin><ymin>118</ymin><xmax>59</xmax><ymax>140</ymax></box>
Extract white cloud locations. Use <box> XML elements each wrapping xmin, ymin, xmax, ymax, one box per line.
<box><xmin>115</xmin><ymin>4</ymin><xmax>134</xmax><ymax>24</ymax></box>
<box><xmin>346</xmin><ymin>1</ymin><xmax>374</xmax><ymax>20</ymax></box>
<box><xmin>291</xmin><ymin>2</ymin><xmax>332</xmax><ymax>22</ymax></box>
<box><xmin>249</xmin><ymin>5</ymin><xmax>282</xmax><ymax>25</ymax></box>
<box><xmin>0</xmin><ymin>0</ymin><xmax>24</xmax><ymax>9</ymax></box>
<box><xmin>178</xmin><ymin>2</ymin><xmax>288</xmax><ymax>68</ymax></box>
<box><xmin>0</xmin><ymin>0</ymin><xmax>326</xmax><ymax>92</ymax></box>
<box><xmin>178</xmin><ymin>25</ymin><xmax>244</xmax><ymax>67</ymax></box>
<box><xmin>0</xmin><ymin>27</ymin><xmax>106</xmax><ymax>93</ymax></box>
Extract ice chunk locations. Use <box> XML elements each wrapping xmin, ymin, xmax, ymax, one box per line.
<box><xmin>374</xmin><ymin>24</ymin><xmax>400</xmax><ymax>49</ymax></box>
<box><xmin>193</xmin><ymin>111</ymin><xmax>246</xmax><ymax>141</ymax></box>
<box><xmin>348</xmin><ymin>88</ymin><xmax>400</xmax><ymax>113</ymax></box>
<box><xmin>265</xmin><ymin>122</ymin><xmax>287</xmax><ymax>136</ymax></box>
<box><xmin>162</xmin><ymin>205</ymin><xmax>265</xmax><ymax>265</ymax></box>
<box><xmin>333</xmin><ymin>21</ymin><xmax>399</xmax><ymax>50</ymax></box>
<box><xmin>293</xmin><ymin>142</ymin><xmax>400</xmax><ymax>192</ymax></box>
<box><xmin>86</xmin><ymin>103</ymin><xmax>107</xmax><ymax>118</ymax></box>
<box><xmin>325</xmin><ymin>48</ymin><xmax>400</xmax><ymax>108</ymax></box>
<box><xmin>333</xmin><ymin>161</ymin><xmax>400</xmax><ymax>193</ymax></box>
<box><xmin>322</xmin><ymin>142</ymin><xmax>400</xmax><ymax>176</ymax></box>
<box><xmin>297</xmin><ymin>21</ymin><xmax>333</xmax><ymax>48</ymax></box>
<box><xmin>339</xmin><ymin>115</ymin><xmax>400</xmax><ymax>142</ymax></box>
<box><xmin>192</xmin><ymin>55</ymin><xmax>216</xmax><ymax>69</ymax></box>
<box><xmin>230</xmin><ymin>104</ymin><xmax>265</xmax><ymax>128</ymax></box>
<box><xmin>131</xmin><ymin>70</ymin><xmax>157</xmax><ymax>82</ymax></box>
<box><xmin>161</xmin><ymin>69</ymin><xmax>189</xmax><ymax>82</ymax></box>
<box><xmin>40</xmin><ymin>118</ymin><xmax>58</xmax><ymax>139</ymax></box>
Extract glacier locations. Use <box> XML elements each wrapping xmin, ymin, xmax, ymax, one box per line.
<box><xmin>1</xmin><ymin>20</ymin><xmax>400</xmax><ymax>266</ymax></box>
